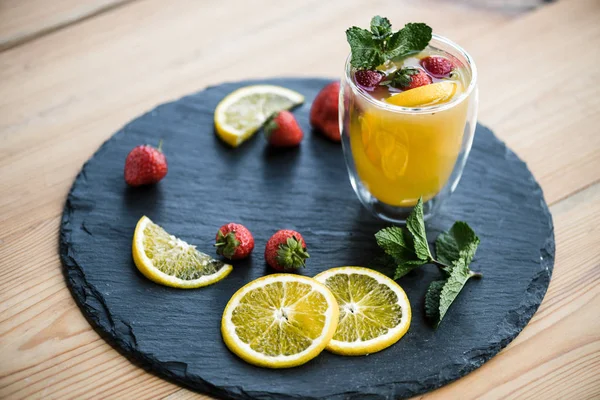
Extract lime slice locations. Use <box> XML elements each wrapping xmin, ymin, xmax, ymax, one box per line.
<box><xmin>214</xmin><ymin>85</ymin><xmax>304</xmax><ymax>147</ymax></box>
<box><xmin>221</xmin><ymin>274</ymin><xmax>339</xmax><ymax>368</ymax></box>
<box><xmin>386</xmin><ymin>81</ymin><xmax>458</xmax><ymax>108</ymax></box>
<box><xmin>314</xmin><ymin>267</ymin><xmax>411</xmax><ymax>356</ymax></box>
<box><xmin>132</xmin><ymin>216</ymin><xmax>232</xmax><ymax>288</ymax></box>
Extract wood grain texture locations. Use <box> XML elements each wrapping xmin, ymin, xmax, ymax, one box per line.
<box><xmin>0</xmin><ymin>0</ymin><xmax>599</xmax><ymax>398</ymax></box>
<box><xmin>0</xmin><ymin>0</ymin><xmax>135</xmax><ymax>51</ymax></box>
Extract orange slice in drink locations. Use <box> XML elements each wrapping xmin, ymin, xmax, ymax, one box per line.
<box><xmin>386</xmin><ymin>82</ymin><xmax>459</xmax><ymax>108</ymax></box>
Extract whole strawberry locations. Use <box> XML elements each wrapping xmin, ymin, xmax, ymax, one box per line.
<box><xmin>124</xmin><ymin>142</ymin><xmax>168</xmax><ymax>187</ymax></box>
<box><xmin>355</xmin><ymin>70</ymin><xmax>384</xmax><ymax>89</ymax></box>
<box><xmin>215</xmin><ymin>223</ymin><xmax>255</xmax><ymax>260</ymax></box>
<box><xmin>264</xmin><ymin>111</ymin><xmax>303</xmax><ymax>147</ymax></box>
<box><xmin>421</xmin><ymin>56</ymin><xmax>454</xmax><ymax>78</ymax></box>
<box><xmin>392</xmin><ymin>67</ymin><xmax>432</xmax><ymax>91</ymax></box>
<box><xmin>264</xmin><ymin>230</ymin><xmax>309</xmax><ymax>271</ymax></box>
<box><xmin>310</xmin><ymin>82</ymin><xmax>341</xmax><ymax>142</ymax></box>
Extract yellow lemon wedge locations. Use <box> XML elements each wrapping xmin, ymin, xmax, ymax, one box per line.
<box><xmin>386</xmin><ymin>82</ymin><xmax>458</xmax><ymax>108</ymax></box>
<box><xmin>221</xmin><ymin>274</ymin><xmax>339</xmax><ymax>368</ymax></box>
<box><xmin>214</xmin><ymin>85</ymin><xmax>304</xmax><ymax>147</ymax></box>
<box><xmin>314</xmin><ymin>267</ymin><xmax>411</xmax><ymax>356</ymax></box>
<box><xmin>132</xmin><ymin>216</ymin><xmax>232</xmax><ymax>288</ymax></box>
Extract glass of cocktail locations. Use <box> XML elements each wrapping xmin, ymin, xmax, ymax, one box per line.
<box><xmin>340</xmin><ymin>31</ymin><xmax>478</xmax><ymax>223</ymax></box>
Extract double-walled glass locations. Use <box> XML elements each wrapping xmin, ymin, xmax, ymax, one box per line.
<box><xmin>339</xmin><ymin>34</ymin><xmax>478</xmax><ymax>223</ymax></box>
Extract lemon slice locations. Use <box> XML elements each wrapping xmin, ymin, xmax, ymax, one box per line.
<box><xmin>221</xmin><ymin>274</ymin><xmax>339</xmax><ymax>368</ymax></box>
<box><xmin>314</xmin><ymin>267</ymin><xmax>411</xmax><ymax>356</ymax></box>
<box><xmin>214</xmin><ymin>85</ymin><xmax>304</xmax><ymax>147</ymax></box>
<box><xmin>132</xmin><ymin>216</ymin><xmax>232</xmax><ymax>288</ymax></box>
<box><xmin>386</xmin><ymin>81</ymin><xmax>458</xmax><ymax>108</ymax></box>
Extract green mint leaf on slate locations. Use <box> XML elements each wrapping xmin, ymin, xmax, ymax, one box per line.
<box><xmin>370</xmin><ymin>16</ymin><xmax>392</xmax><ymax>40</ymax></box>
<box><xmin>436</xmin><ymin>221</ymin><xmax>480</xmax><ymax>268</ymax></box>
<box><xmin>437</xmin><ymin>258</ymin><xmax>473</xmax><ymax>325</ymax></box>
<box><xmin>425</xmin><ymin>280</ymin><xmax>445</xmax><ymax>323</ymax></box>
<box><xmin>346</xmin><ymin>27</ymin><xmax>385</xmax><ymax>70</ymax></box>
<box><xmin>375</xmin><ymin>226</ymin><xmax>429</xmax><ymax>279</ymax></box>
<box><xmin>369</xmin><ymin>253</ymin><xmax>398</xmax><ymax>277</ymax></box>
<box><xmin>406</xmin><ymin>197</ymin><xmax>433</xmax><ymax>261</ymax></box>
<box><xmin>375</xmin><ymin>226</ymin><xmax>419</xmax><ymax>261</ymax></box>
<box><xmin>425</xmin><ymin>260</ymin><xmax>472</xmax><ymax>328</ymax></box>
<box><xmin>385</xmin><ymin>23</ymin><xmax>432</xmax><ymax>60</ymax></box>
<box><xmin>394</xmin><ymin>260</ymin><xmax>427</xmax><ymax>279</ymax></box>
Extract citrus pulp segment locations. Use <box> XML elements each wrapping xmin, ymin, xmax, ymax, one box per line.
<box><xmin>221</xmin><ymin>274</ymin><xmax>339</xmax><ymax>368</ymax></box>
<box><xmin>314</xmin><ymin>267</ymin><xmax>411</xmax><ymax>355</ymax></box>
<box><xmin>132</xmin><ymin>216</ymin><xmax>232</xmax><ymax>288</ymax></box>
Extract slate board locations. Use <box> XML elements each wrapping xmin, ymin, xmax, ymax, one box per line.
<box><xmin>60</xmin><ymin>78</ymin><xmax>555</xmax><ymax>400</ymax></box>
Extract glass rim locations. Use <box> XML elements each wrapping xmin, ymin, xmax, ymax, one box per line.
<box><xmin>343</xmin><ymin>33</ymin><xmax>478</xmax><ymax>115</ymax></box>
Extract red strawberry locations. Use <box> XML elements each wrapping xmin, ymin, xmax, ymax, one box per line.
<box><xmin>310</xmin><ymin>82</ymin><xmax>341</xmax><ymax>142</ymax></box>
<box><xmin>393</xmin><ymin>67</ymin><xmax>432</xmax><ymax>91</ymax></box>
<box><xmin>355</xmin><ymin>70</ymin><xmax>384</xmax><ymax>88</ymax></box>
<box><xmin>215</xmin><ymin>223</ymin><xmax>254</xmax><ymax>260</ymax></box>
<box><xmin>421</xmin><ymin>56</ymin><xmax>454</xmax><ymax>78</ymax></box>
<box><xmin>124</xmin><ymin>142</ymin><xmax>168</xmax><ymax>187</ymax></box>
<box><xmin>264</xmin><ymin>230</ymin><xmax>309</xmax><ymax>271</ymax></box>
<box><xmin>264</xmin><ymin>111</ymin><xmax>303</xmax><ymax>147</ymax></box>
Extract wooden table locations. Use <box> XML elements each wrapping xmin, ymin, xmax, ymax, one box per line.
<box><xmin>1</xmin><ymin>0</ymin><xmax>599</xmax><ymax>398</ymax></box>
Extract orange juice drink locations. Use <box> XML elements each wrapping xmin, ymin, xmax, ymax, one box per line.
<box><xmin>340</xmin><ymin>33</ymin><xmax>478</xmax><ymax>222</ymax></box>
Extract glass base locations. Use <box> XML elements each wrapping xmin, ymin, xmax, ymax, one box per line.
<box><xmin>349</xmin><ymin>177</ymin><xmax>445</xmax><ymax>224</ymax></box>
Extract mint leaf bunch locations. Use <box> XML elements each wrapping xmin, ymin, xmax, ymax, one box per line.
<box><xmin>374</xmin><ymin>198</ymin><xmax>482</xmax><ymax>328</ymax></box>
<box><xmin>346</xmin><ymin>16</ymin><xmax>432</xmax><ymax>70</ymax></box>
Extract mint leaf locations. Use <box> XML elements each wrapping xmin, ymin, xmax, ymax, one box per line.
<box><xmin>369</xmin><ymin>253</ymin><xmax>398</xmax><ymax>276</ymax></box>
<box><xmin>375</xmin><ymin>226</ymin><xmax>418</xmax><ymax>261</ymax></box>
<box><xmin>394</xmin><ymin>260</ymin><xmax>427</xmax><ymax>279</ymax></box>
<box><xmin>385</xmin><ymin>23</ymin><xmax>432</xmax><ymax>60</ymax></box>
<box><xmin>370</xmin><ymin>16</ymin><xmax>392</xmax><ymax>41</ymax></box>
<box><xmin>425</xmin><ymin>280</ymin><xmax>445</xmax><ymax>323</ymax></box>
<box><xmin>437</xmin><ymin>258</ymin><xmax>472</xmax><ymax>324</ymax></box>
<box><xmin>346</xmin><ymin>18</ymin><xmax>431</xmax><ymax>70</ymax></box>
<box><xmin>375</xmin><ymin>226</ymin><xmax>429</xmax><ymax>279</ymax></box>
<box><xmin>346</xmin><ymin>27</ymin><xmax>385</xmax><ymax>70</ymax></box>
<box><xmin>436</xmin><ymin>221</ymin><xmax>480</xmax><ymax>267</ymax></box>
<box><xmin>406</xmin><ymin>198</ymin><xmax>432</xmax><ymax>261</ymax></box>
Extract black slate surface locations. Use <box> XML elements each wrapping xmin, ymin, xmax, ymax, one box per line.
<box><xmin>60</xmin><ymin>78</ymin><xmax>555</xmax><ymax>400</ymax></box>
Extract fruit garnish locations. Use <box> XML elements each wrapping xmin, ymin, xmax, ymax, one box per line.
<box><xmin>345</xmin><ymin>16</ymin><xmax>432</xmax><ymax>70</ymax></box>
<box><xmin>310</xmin><ymin>82</ymin><xmax>341</xmax><ymax>142</ymax></box>
<box><xmin>132</xmin><ymin>216</ymin><xmax>232</xmax><ymax>288</ymax></box>
<box><xmin>215</xmin><ymin>223</ymin><xmax>254</xmax><ymax>260</ymax></box>
<box><xmin>385</xmin><ymin>81</ymin><xmax>457</xmax><ymax>107</ymax></box>
<box><xmin>314</xmin><ymin>267</ymin><xmax>411</xmax><ymax>356</ymax></box>
<box><xmin>421</xmin><ymin>56</ymin><xmax>455</xmax><ymax>78</ymax></box>
<box><xmin>264</xmin><ymin>111</ymin><xmax>304</xmax><ymax>147</ymax></box>
<box><xmin>388</xmin><ymin>67</ymin><xmax>432</xmax><ymax>90</ymax></box>
<box><xmin>355</xmin><ymin>70</ymin><xmax>384</xmax><ymax>88</ymax></box>
<box><xmin>264</xmin><ymin>230</ymin><xmax>309</xmax><ymax>271</ymax></box>
<box><xmin>124</xmin><ymin>142</ymin><xmax>168</xmax><ymax>187</ymax></box>
<box><xmin>373</xmin><ymin>198</ymin><xmax>482</xmax><ymax>328</ymax></box>
<box><xmin>214</xmin><ymin>85</ymin><xmax>304</xmax><ymax>147</ymax></box>
<box><xmin>221</xmin><ymin>274</ymin><xmax>339</xmax><ymax>368</ymax></box>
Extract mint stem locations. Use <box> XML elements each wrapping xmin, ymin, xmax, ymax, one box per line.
<box><xmin>469</xmin><ymin>270</ymin><xmax>483</xmax><ymax>278</ymax></box>
<box><xmin>431</xmin><ymin>258</ymin><xmax>451</xmax><ymax>270</ymax></box>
